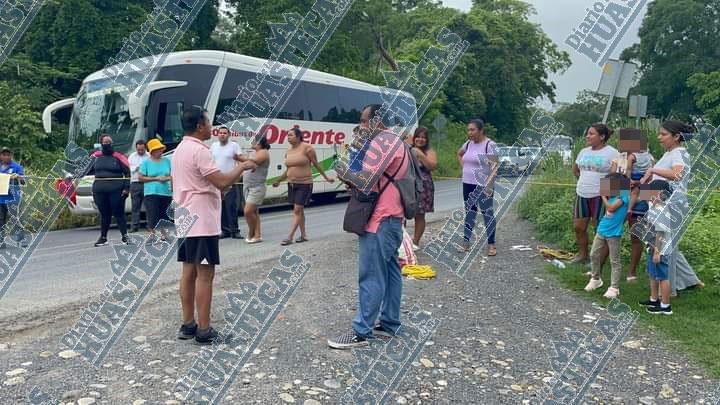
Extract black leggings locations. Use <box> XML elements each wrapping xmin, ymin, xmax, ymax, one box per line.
<box><xmin>93</xmin><ymin>190</ymin><xmax>128</xmax><ymax>238</ymax></box>
<box><xmin>144</xmin><ymin>195</ymin><xmax>172</xmax><ymax>231</ymax></box>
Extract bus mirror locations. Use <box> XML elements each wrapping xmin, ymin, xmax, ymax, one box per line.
<box><xmin>42</xmin><ymin>98</ymin><xmax>75</xmax><ymax>134</ymax></box>
<box><xmin>128</xmin><ymin>93</ymin><xmax>143</xmax><ymax>121</ymax></box>
<box><xmin>128</xmin><ymin>80</ymin><xmax>188</xmax><ymax>121</ymax></box>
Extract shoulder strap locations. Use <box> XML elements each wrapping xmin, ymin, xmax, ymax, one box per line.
<box><xmin>464</xmin><ymin>141</ymin><xmax>470</xmax><ymax>152</ymax></box>
<box><xmin>379</xmin><ymin>146</ymin><xmax>408</xmax><ymax>193</ymax></box>
<box><xmin>485</xmin><ymin>140</ymin><xmax>490</xmax><ymax>154</ymax></box>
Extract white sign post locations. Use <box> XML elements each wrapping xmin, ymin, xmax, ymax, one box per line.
<box><xmin>629</xmin><ymin>95</ymin><xmax>648</xmax><ymax>128</ymax></box>
<box><xmin>598</xmin><ymin>60</ymin><xmax>638</xmax><ymax>124</ymax></box>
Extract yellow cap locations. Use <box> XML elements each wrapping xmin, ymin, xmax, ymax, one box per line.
<box><xmin>147</xmin><ymin>139</ymin><xmax>166</xmax><ymax>153</ymax></box>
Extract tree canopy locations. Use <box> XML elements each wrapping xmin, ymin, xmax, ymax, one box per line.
<box><xmin>622</xmin><ymin>0</ymin><xmax>720</xmax><ymax>120</ymax></box>
<box><xmin>2</xmin><ymin>0</ymin><xmax>570</xmax><ymax>169</ymax></box>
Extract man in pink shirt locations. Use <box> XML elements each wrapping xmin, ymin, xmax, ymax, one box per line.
<box><xmin>328</xmin><ymin>104</ymin><xmax>409</xmax><ymax>349</ymax></box>
<box><xmin>172</xmin><ymin>106</ymin><xmax>255</xmax><ymax>345</ymax></box>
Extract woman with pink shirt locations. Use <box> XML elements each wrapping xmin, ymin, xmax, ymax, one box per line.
<box><xmin>457</xmin><ymin>118</ymin><xmax>498</xmax><ymax>256</ymax></box>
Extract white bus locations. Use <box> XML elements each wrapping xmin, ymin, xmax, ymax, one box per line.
<box><xmin>43</xmin><ymin>50</ymin><xmax>418</xmax><ymax>215</ymax></box>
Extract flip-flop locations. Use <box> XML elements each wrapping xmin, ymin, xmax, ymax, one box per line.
<box><xmin>626</xmin><ymin>276</ymin><xmax>638</xmax><ymax>283</ymax></box>
<box><xmin>487</xmin><ymin>246</ymin><xmax>497</xmax><ymax>256</ymax></box>
<box><xmin>295</xmin><ymin>236</ymin><xmax>309</xmax><ymax>243</ymax></box>
<box><xmin>281</xmin><ymin>239</ymin><xmax>293</xmax><ymax>246</ymax></box>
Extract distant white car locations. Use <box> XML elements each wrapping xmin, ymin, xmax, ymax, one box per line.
<box><xmin>498</xmin><ymin>147</ymin><xmax>531</xmax><ymax>176</ymax></box>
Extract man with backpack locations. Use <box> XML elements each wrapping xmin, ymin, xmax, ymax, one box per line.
<box><xmin>329</xmin><ymin>104</ymin><xmax>419</xmax><ymax>349</ymax></box>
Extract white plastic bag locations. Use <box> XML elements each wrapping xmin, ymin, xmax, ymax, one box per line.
<box><xmin>398</xmin><ymin>227</ymin><xmax>417</xmax><ymax>266</ymax></box>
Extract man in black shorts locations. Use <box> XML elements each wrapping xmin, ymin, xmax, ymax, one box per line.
<box><xmin>171</xmin><ymin>106</ymin><xmax>255</xmax><ymax>344</ymax></box>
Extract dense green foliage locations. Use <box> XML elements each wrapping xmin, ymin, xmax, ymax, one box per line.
<box><xmin>1</xmin><ymin>0</ymin><xmax>569</xmax><ymax>174</ymax></box>
<box><xmin>621</xmin><ymin>0</ymin><xmax>720</xmax><ymax>120</ymax></box>
<box><xmin>222</xmin><ymin>0</ymin><xmax>570</xmax><ymax>141</ymax></box>
<box><xmin>688</xmin><ymin>71</ymin><xmax>720</xmax><ymax>124</ymax></box>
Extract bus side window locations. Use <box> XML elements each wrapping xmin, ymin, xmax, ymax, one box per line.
<box><xmin>278</xmin><ymin>79</ymin><xmax>306</xmax><ymax>121</ymax></box>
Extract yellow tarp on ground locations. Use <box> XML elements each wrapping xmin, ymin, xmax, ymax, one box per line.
<box><xmin>402</xmin><ymin>265</ymin><xmax>436</xmax><ymax>280</ymax></box>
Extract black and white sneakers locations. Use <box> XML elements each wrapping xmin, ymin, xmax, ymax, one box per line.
<box><xmin>639</xmin><ymin>298</ymin><xmax>660</xmax><ymax>308</ymax></box>
<box><xmin>646</xmin><ymin>305</ymin><xmax>672</xmax><ymax>315</ymax></box>
<box><xmin>327</xmin><ymin>330</ymin><xmax>369</xmax><ymax>349</ymax></box>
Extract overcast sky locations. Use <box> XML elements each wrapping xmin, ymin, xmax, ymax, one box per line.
<box><xmin>442</xmin><ymin>0</ymin><xmax>647</xmax><ymax>104</ymax></box>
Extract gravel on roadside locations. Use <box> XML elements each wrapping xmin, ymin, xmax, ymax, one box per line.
<box><xmin>0</xmin><ymin>208</ymin><xmax>717</xmax><ymax>404</ymax></box>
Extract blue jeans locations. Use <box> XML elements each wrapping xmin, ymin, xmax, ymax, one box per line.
<box><xmin>462</xmin><ymin>183</ymin><xmax>496</xmax><ymax>244</ymax></box>
<box><xmin>352</xmin><ymin>217</ymin><xmax>403</xmax><ymax>338</ymax></box>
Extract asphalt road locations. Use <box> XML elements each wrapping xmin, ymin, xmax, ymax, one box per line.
<box><xmin>0</xmin><ymin>180</ymin><xmax>467</xmax><ymax>324</ymax></box>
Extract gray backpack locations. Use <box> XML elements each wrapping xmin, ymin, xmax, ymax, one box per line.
<box><xmin>383</xmin><ymin>144</ymin><xmax>424</xmax><ymax>219</ymax></box>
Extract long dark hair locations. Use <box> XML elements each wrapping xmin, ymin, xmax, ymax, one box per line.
<box><xmin>413</xmin><ymin>126</ymin><xmax>431</xmax><ymax>152</ymax></box>
<box><xmin>590</xmin><ymin>123</ymin><xmax>613</xmax><ymax>143</ymax></box>
<box><xmin>661</xmin><ymin>120</ymin><xmax>694</xmax><ymax>142</ymax></box>
<box><xmin>255</xmin><ymin>135</ymin><xmax>271</xmax><ymax>150</ymax></box>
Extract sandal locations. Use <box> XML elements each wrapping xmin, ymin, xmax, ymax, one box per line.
<box><xmin>488</xmin><ymin>246</ymin><xmax>497</xmax><ymax>257</ymax></box>
<box><xmin>281</xmin><ymin>239</ymin><xmax>293</xmax><ymax>246</ymax></box>
<box><xmin>626</xmin><ymin>276</ymin><xmax>638</xmax><ymax>283</ymax></box>
<box><xmin>295</xmin><ymin>236</ymin><xmax>309</xmax><ymax>243</ymax></box>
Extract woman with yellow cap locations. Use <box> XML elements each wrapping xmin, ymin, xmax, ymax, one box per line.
<box><xmin>139</xmin><ymin>139</ymin><xmax>172</xmax><ymax>242</ymax></box>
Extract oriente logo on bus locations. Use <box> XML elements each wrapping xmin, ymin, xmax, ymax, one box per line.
<box><xmin>212</xmin><ymin>123</ymin><xmax>347</xmax><ymax>145</ymax></box>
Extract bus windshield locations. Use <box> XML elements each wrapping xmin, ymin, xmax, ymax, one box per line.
<box><xmin>69</xmin><ymin>75</ymin><xmax>145</xmax><ymax>154</ymax></box>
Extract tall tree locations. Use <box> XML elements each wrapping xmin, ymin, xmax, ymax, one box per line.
<box><xmin>623</xmin><ymin>0</ymin><xmax>720</xmax><ymax>119</ymax></box>
<box><xmin>688</xmin><ymin>71</ymin><xmax>720</xmax><ymax>124</ymax></box>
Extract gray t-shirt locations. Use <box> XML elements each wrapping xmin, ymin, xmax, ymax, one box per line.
<box><xmin>242</xmin><ymin>150</ymin><xmax>269</xmax><ymax>187</ymax></box>
<box><xmin>575</xmin><ymin>145</ymin><xmax>619</xmax><ymax>198</ymax></box>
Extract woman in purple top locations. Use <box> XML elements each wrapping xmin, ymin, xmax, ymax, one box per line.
<box><xmin>457</xmin><ymin>118</ymin><xmax>498</xmax><ymax>256</ymax></box>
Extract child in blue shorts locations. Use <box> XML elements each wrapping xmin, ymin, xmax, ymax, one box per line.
<box><xmin>638</xmin><ymin>180</ymin><xmax>674</xmax><ymax>315</ymax></box>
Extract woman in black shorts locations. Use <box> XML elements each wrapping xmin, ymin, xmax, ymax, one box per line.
<box><xmin>272</xmin><ymin>128</ymin><xmax>334</xmax><ymax>245</ymax></box>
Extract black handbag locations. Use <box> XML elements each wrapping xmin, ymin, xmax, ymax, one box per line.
<box><xmin>342</xmin><ymin>153</ymin><xmax>404</xmax><ymax>236</ymax></box>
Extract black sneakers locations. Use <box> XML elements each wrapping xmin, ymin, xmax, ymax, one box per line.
<box><xmin>195</xmin><ymin>327</ymin><xmax>220</xmax><ymax>345</ymax></box>
<box><xmin>647</xmin><ymin>305</ymin><xmax>672</xmax><ymax>315</ymax></box>
<box><xmin>327</xmin><ymin>330</ymin><xmax>369</xmax><ymax>349</ymax></box>
<box><xmin>373</xmin><ymin>323</ymin><xmax>396</xmax><ymax>338</ymax></box>
<box><xmin>177</xmin><ymin>321</ymin><xmax>197</xmax><ymax>340</ymax></box>
<box><xmin>121</xmin><ymin>234</ymin><xmax>131</xmax><ymax>245</ymax></box>
<box><xmin>639</xmin><ymin>299</ymin><xmax>661</xmax><ymax>308</ymax></box>
<box><xmin>94</xmin><ymin>237</ymin><xmax>108</xmax><ymax>247</ymax></box>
